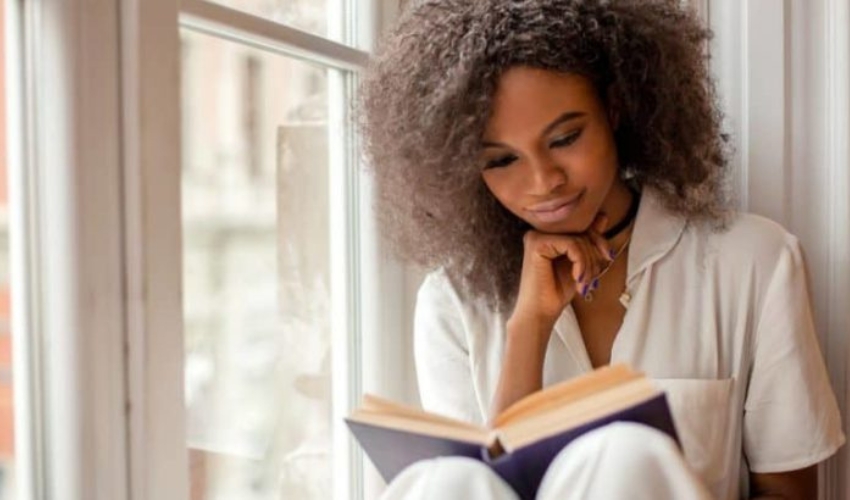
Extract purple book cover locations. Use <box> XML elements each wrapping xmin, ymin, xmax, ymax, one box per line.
<box><xmin>346</xmin><ymin>393</ymin><xmax>678</xmax><ymax>500</ymax></box>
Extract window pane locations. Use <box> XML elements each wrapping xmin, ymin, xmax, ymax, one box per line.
<box><xmin>181</xmin><ymin>30</ymin><xmax>335</xmax><ymax>500</ymax></box>
<box><xmin>0</xmin><ymin>0</ymin><xmax>15</xmax><ymax>498</ymax></box>
<box><xmin>208</xmin><ymin>0</ymin><xmax>344</xmax><ymax>44</ymax></box>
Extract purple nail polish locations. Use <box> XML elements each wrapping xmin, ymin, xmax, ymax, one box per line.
<box><xmin>592</xmin><ymin>278</ymin><xmax>600</xmax><ymax>290</ymax></box>
<box><xmin>608</xmin><ymin>249</ymin><xmax>616</xmax><ymax>260</ymax></box>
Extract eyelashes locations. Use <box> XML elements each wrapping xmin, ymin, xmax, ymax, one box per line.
<box><xmin>550</xmin><ymin>129</ymin><xmax>583</xmax><ymax>148</ymax></box>
<box><xmin>485</xmin><ymin>154</ymin><xmax>519</xmax><ymax>169</ymax></box>
<box><xmin>483</xmin><ymin>129</ymin><xmax>584</xmax><ymax>170</ymax></box>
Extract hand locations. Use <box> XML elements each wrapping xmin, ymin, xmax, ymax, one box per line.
<box><xmin>510</xmin><ymin>214</ymin><xmax>612</xmax><ymax>333</ymax></box>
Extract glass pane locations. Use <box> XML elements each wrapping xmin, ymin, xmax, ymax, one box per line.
<box><xmin>209</xmin><ymin>0</ymin><xmax>343</xmax><ymax>44</ymax></box>
<box><xmin>0</xmin><ymin>0</ymin><xmax>16</xmax><ymax>498</ymax></box>
<box><xmin>181</xmin><ymin>30</ymin><xmax>335</xmax><ymax>500</ymax></box>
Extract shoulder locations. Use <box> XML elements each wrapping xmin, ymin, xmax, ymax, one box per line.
<box><xmin>417</xmin><ymin>268</ymin><xmax>463</xmax><ymax>311</ymax></box>
<box><xmin>415</xmin><ymin>268</ymin><xmax>502</xmax><ymax>342</ymax></box>
<box><xmin>685</xmin><ymin>211</ymin><xmax>802</xmax><ymax>274</ymax></box>
<box><xmin>417</xmin><ymin>268</ymin><xmax>495</xmax><ymax>315</ymax></box>
<box><xmin>415</xmin><ymin>268</ymin><xmax>470</xmax><ymax>332</ymax></box>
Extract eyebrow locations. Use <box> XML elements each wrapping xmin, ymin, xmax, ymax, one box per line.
<box><xmin>482</xmin><ymin>111</ymin><xmax>587</xmax><ymax>148</ymax></box>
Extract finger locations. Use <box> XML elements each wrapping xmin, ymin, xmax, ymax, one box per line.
<box><xmin>570</xmin><ymin>249</ymin><xmax>586</xmax><ymax>286</ymax></box>
<box><xmin>527</xmin><ymin>233</ymin><xmax>586</xmax><ymax>283</ymax></box>
<box><xmin>528</xmin><ymin>233</ymin><xmax>608</xmax><ymax>296</ymax></box>
<box><xmin>553</xmin><ymin>258</ymin><xmax>576</xmax><ymax>297</ymax></box>
<box><xmin>573</xmin><ymin>239</ymin><xmax>598</xmax><ymax>296</ymax></box>
<box><xmin>587</xmin><ymin>229</ymin><xmax>614</xmax><ymax>262</ymax></box>
<box><xmin>532</xmin><ymin>234</ymin><xmax>584</xmax><ymax>265</ymax></box>
<box><xmin>581</xmin><ymin>238</ymin><xmax>603</xmax><ymax>290</ymax></box>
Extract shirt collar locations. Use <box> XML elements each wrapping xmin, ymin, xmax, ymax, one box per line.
<box><xmin>550</xmin><ymin>188</ymin><xmax>687</xmax><ymax>368</ymax></box>
<box><xmin>626</xmin><ymin>187</ymin><xmax>688</xmax><ymax>282</ymax></box>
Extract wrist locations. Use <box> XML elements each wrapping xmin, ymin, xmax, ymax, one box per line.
<box><xmin>507</xmin><ymin>311</ymin><xmax>556</xmax><ymax>337</ymax></box>
<box><xmin>506</xmin><ymin>314</ymin><xmax>555</xmax><ymax>354</ymax></box>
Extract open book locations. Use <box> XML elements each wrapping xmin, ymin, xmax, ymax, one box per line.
<box><xmin>345</xmin><ymin>364</ymin><xmax>678</xmax><ymax>500</ymax></box>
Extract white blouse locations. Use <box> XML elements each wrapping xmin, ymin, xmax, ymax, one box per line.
<box><xmin>413</xmin><ymin>189</ymin><xmax>845</xmax><ymax>500</ymax></box>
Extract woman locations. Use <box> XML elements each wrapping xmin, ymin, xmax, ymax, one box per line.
<box><xmin>357</xmin><ymin>0</ymin><xmax>845</xmax><ymax>498</ymax></box>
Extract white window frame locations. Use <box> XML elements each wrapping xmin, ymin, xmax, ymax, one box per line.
<box><xmin>7</xmin><ymin>0</ymin><xmax>409</xmax><ymax>499</ymax></box>
<box><xmin>8</xmin><ymin>1</ymin><xmax>131</xmax><ymax>500</ymax></box>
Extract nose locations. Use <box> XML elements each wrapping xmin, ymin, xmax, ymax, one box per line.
<box><xmin>528</xmin><ymin>155</ymin><xmax>568</xmax><ymax>195</ymax></box>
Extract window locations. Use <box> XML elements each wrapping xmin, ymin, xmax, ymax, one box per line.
<box><xmin>6</xmin><ymin>0</ymin><xmax>396</xmax><ymax>498</ymax></box>
<box><xmin>177</xmin><ymin>1</ymin><xmax>379</xmax><ymax>499</ymax></box>
<box><xmin>181</xmin><ymin>31</ymin><xmax>336</xmax><ymax>499</ymax></box>
<box><xmin>205</xmin><ymin>0</ymin><xmax>347</xmax><ymax>43</ymax></box>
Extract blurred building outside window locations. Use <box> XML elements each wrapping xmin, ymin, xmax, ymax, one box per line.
<box><xmin>181</xmin><ymin>7</ymin><xmax>336</xmax><ymax>497</ymax></box>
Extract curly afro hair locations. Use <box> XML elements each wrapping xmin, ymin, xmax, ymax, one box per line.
<box><xmin>357</xmin><ymin>0</ymin><xmax>731</xmax><ymax>310</ymax></box>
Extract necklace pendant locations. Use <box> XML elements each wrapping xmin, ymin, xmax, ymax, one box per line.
<box><xmin>619</xmin><ymin>291</ymin><xmax>631</xmax><ymax>308</ymax></box>
<box><xmin>583</xmin><ymin>291</ymin><xmax>594</xmax><ymax>302</ymax></box>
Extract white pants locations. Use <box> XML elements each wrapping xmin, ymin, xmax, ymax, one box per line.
<box><xmin>381</xmin><ymin>422</ymin><xmax>713</xmax><ymax>500</ymax></box>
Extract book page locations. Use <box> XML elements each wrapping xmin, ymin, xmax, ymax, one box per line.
<box><xmin>358</xmin><ymin>394</ymin><xmax>484</xmax><ymax>432</ymax></box>
<box><xmin>496</xmin><ymin>378</ymin><xmax>658</xmax><ymax>451</ymax></box>
<box><xmin>347</xmin><ymin>411</ymin><xmax>493</xmax><ymax>445</ymax></box>
<box><xmin>493</xmin><ymin>364</ymin><xmax>640</xmax><ymax>427</ymax></box>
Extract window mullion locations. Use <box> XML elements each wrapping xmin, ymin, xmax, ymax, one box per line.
<box><xmin>120</xmin><ymin>0</ymin><xmax>189</xmax><ymax>499</ymax></box>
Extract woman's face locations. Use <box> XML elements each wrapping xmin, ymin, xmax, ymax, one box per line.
<box><xmin>480</xmin><ymin>67</ymin><xmax>630</xmax><ymax>234</ymax></box>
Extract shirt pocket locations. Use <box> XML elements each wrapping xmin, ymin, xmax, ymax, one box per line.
<box><xmin>652</xmin><ymin>377</ymin><xmax>734</xmax><ymax>486</ymax></box>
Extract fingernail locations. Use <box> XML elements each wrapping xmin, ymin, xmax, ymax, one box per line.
<box><xmin>581</xmin><ymin>283</ymin><xmax>588</xmax><ymax>296</ymax></box>
<box><xmin>578</xmin><ymin>272</ymin><xmax>585</xmax><ymax>282</ymax></box>
<box><xmin>608</xmin><ymin>249</ymin><xmax>616</xmax><ymax>260</ymax></box>
<box><xmin>592</xmin><ymin>278</ymin><xmax>600</xmax><ymax>290</ymax></box>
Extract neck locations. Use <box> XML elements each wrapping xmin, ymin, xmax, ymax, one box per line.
<box><xmin>599</xmin><ymin>180</ymin><xmax>636</xmax><ymax>249</ymax></box>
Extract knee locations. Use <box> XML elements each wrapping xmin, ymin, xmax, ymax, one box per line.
<box><xmin>599</xmin><ymin>421</ymin><xmax>678</xmax><ymax>447</ymax></box>
<box><xmin>565</xmin><ymin>421</ymin><xmax>682</xmax><ymax>466</ymax></box>
<box><xmin>539</xmin><ymin>422</ymin><xmax>709</xmax><ymax>500</ymax></box>
<box><xmin>382</xmin><ymin>457</ymin><xmax>517</xmax><ymax>500</ymax></box>
<box><xmin>404</xmin><ymin>456</ymin><xmax>492</xmax><ymax>487</ymax></box>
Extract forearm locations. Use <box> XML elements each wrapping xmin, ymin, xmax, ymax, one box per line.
<box><xmin>489</xmin><ymin>316</ymin><xmax>553</xmax><ymax>423</ymax></box>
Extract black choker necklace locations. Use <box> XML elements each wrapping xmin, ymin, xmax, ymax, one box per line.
<box><xmin>603</xmin><ymin>191</ymin><xmax>641</xmax><ymax>240</ymax></box>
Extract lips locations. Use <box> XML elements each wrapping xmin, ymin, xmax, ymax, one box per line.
<box><xmin>525</xmin><ymin>191</ymin><xmax>584</xmax><ymax>224</ymax></box>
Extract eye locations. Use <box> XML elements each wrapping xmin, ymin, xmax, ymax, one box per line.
<box><xmin>484</xmin><ymin>154</ymin><xmax>518</xmax><ymax>170</ymax></box>
<box><xmin>550</xmin><ymin>130</ymin><xmax>583</xmax><ymax>148</ymax></box>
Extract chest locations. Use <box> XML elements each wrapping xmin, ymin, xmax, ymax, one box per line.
<box><xmin>546</xmin><ymin>260</ymin><xmax>749</xmax><ymax>380</ymax></box>
<box><xmin>571</xmin><ymin>297</ymin><xmax>625</xmax><ymax>368</ymax></box>
<box><xmin>570</xmin><ymin>258</ymin><xmax>629</xmax><ymax>368</ymax></box>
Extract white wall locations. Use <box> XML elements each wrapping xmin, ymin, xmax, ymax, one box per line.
<box><xmin>709</xmin><ymin>0</ymin><xmax>850</xmax><ymax>497</ymax></box>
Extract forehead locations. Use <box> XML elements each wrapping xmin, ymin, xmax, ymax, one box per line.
<box><xmin>486</xmin><ymin>67</ymin><xmax>602</xmax><ymax>136</ymax></box>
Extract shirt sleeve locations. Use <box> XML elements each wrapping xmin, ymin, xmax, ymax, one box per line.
<box><xmin>743</xmin><ymin>235</ymin><xmax>845</xmax><ymax>472</ymax></box>
<box><xmin>413</xmin><ymin>271</ymin><xmax>484</xmax><ymax>425</ymax></box>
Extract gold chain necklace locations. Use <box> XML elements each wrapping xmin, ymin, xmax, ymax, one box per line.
<box><xmin>583</xmin><ymin>231</ymin><xmax>632</xmax><ymax>302</ymax></box>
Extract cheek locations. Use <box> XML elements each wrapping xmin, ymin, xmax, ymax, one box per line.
<box><xmin>482</xmin><ymin>170</ymin><xmax>510</xmax><ymax>199</ymax></box>
<box><xmin>559</xmin><ymin>133</ymin><xmax>618</xmax><ymax>182</ymax></box>
<box><xmin>481</xmin><ymin>171</ymin><xmax>523</xmax><ymax>210</ymax></box>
